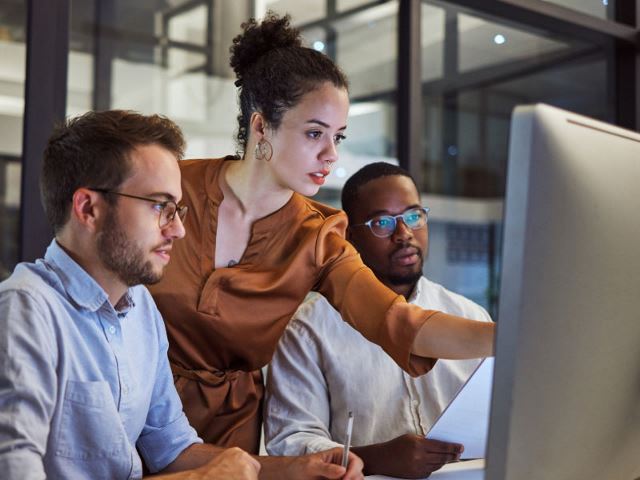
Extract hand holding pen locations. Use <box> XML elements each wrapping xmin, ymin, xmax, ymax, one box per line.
<box><xmin>299</xmin><ymin>411</ymin><xmax>362</xmax><ymax>479</ymax></box>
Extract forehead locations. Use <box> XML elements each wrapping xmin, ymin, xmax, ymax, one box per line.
<box><xmin>356</xmin><ymin>175</ymin><xmax>420</xmax><ymax>214</ymax></box>
<box><xmin>120</xmin><ymin>144</ymin><xmax>181</xmax><ymax>198</ymax></box>
<box><xmin>281</xmin><ymin>82</ymin><xmax>349</xmax><ymax>125</ymax></box>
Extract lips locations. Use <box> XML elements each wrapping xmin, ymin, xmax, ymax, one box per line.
<box><xmin>390</xmin><ymin>246</ymin><xmax>421</xmax><ymax>266</ymax></box>
<box><xmin>308</xmin><ymin>169</ymin><xmax>330</xmax><ymax>186</ymax></box>
<box><xmin>153</xmin><ymin>244</ymin><xmax>172</xmax><ymax>262</ymax></box>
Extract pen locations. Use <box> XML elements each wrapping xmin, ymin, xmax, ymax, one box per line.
<box><xmin>341</xmin><ymin>411</ymin><xmax>354</xmax><ymax>468</ymax></box>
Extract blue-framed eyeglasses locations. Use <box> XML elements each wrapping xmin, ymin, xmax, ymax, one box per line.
<box><xmin>352</xmin><ymin>206</ymin><xmax>430</xmax><ymax>238</ymax></box>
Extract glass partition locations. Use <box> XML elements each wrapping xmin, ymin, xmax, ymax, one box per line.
<box><xmin>68</xmin><ymin>0</ymin><xmax>244</xmax><ymax>158</ymax></box>
<box><xmin>0</xmin><ymin>0</ymin><xmax>26</xmax><ymax>277</ymax></box>
<box><xmin>542</xmin><ymin>0</ymin><xmax>615</xmax><ymax>20</ymax></box>
<box><xmin>301</xmin><ymin>1</ymin><xmax>400</xmax><ymax>206</ymax></box>
<box><xmin>420</xmin><ymin>2</ymin><xmax>610</xmax><ymax>315</ymax></box>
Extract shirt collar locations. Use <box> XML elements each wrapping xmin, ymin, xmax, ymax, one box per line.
<box><xmin>406</xmin><ymin>277</ymin><xmax>423</xmax><ymax>304</ymax></box>
<box><xmin>43</xmin><ymin>239</ymin><xmax>135</xmax><ymax>314</ymax></box>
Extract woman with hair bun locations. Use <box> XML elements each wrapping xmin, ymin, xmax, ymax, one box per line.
<box><xmin>150</xmin><ymin>12</ymin><xmax>494</xmax><ymax>456</ymax></box>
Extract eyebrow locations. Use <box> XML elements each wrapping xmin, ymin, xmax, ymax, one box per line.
<box><xmin>365</xmin><ymin>204</ymin><xmax>422</xmax><ymax>218</ymax></box>
<box><xmin>306</xmin><ymin>119</ymin><xmax>347</xmax><ymax>130</ymax></box>
<box><xmin>145</xmin><ymin>192</ymin><xmax>178</xmax><ymax>202</ymax></box>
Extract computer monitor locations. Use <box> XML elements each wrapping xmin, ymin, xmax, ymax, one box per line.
<box><xmin>486</xmin><ymin>104</ymin><xmax>640</xmax><ymax>480</ymax></box>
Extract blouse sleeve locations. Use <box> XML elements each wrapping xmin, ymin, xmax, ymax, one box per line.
<box><xmin>313</xmin><ymin>212</ymin><xmax>438</xmax><ymax>377</ymax></box>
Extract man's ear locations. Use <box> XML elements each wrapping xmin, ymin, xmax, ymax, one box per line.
<box><xmin>70</xmin><ymin>188</ymin><xmax>104</xmax><ymax>232</ymax></box>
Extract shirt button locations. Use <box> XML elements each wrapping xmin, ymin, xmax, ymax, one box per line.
<box><xmin>108</xmin><ymin>326</ymin><xmax>116</xmax><ymax>334</ymax></box>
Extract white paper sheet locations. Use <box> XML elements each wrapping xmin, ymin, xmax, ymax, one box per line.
<box><xmin>426</xmin><ymin>357</ymin><xmax>494</xmax><ymax>459</ymax></box>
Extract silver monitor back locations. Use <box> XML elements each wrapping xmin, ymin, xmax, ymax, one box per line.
<box><xmin>486</xmin><ymin>104</ymin><xmax>640</xmax><ymax>480</ymax></box>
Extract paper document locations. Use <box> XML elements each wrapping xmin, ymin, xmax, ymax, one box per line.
<box><xmin>426</xmin><ymin>357</ymin><xmax>494</xmax><ymax>459</ymax></box>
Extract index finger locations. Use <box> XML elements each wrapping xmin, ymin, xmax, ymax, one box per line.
<box><xmin>343</xmin><ymin>451</ymin><xmax>364</xmax><ymax>480</ymax></box>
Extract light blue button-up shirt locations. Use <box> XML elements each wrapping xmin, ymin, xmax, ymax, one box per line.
<box><xmin>0</xmin><ymin>240</ymin><xmax>201</xmax><ymax>479</ymax></box>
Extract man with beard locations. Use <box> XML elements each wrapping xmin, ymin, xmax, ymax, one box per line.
<box><xmin>264</xmin><ymin>162</ymin><xmax>493</xmax><ymax>478</ymax></box>
<box><xmin>0</xmin><ymin>111</ymin><xmax>362</xmax><ymax>480</ymax></box>
<box><xmin>0</xmin><ymin>110</ymin><xmax>262</xmax><ymax>479</ymax></box>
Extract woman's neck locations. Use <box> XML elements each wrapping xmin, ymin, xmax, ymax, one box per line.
<box><xmin>223</xmin><ymin>159</ymin><xmax>293</xmax><ymax>219</ymax></box>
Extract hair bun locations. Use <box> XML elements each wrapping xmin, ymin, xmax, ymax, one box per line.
<box><xmin>229</xmin><ymin>12</ymin><xmax>301</xmax><ymax>85</ymax></box>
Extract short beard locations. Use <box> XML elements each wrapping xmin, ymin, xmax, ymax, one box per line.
<box><xmin>96</xmin><ymin>209</ymin><xmax>162</xmax><ymax>287</ymax></box>
<box><xmin>387</xmin><ymin>244</ymin><xmax>425</xmax><ymax>289</ymax></box>
<box><xmin>387</xmin><ymin>270</ymin><xmax>422</xmax><ymax>288</ymax></box>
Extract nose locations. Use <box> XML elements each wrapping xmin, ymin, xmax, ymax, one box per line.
<box><xmin>163</xmin><ymin>213</ymin><xmax>186</xmax><ymax>240</ymax></box>
<box><xmin>391</xmin><ymin>218</ymin><xmax>413</xmax><ymax>242</ymax></box>
<box><xmin>321</xmin><ymin>138</ymin><xmax>339</xmax><ymax>165</ymax></box>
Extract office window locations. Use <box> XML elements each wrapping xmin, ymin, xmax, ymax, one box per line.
<box><xmin>297</xmin><ymin>1</ymin><xmax>400</xmax><ymax>206</ymax></box>
<box><xmin>457</xmin><ymin>14</ymin><xmax>572</xmax><ymax>73</ymax></box>
<box><xmin>337</xmin><ymin>0</ymin><xmax>380</xmax><ymax>11</ymax></box>
<box><xmin>420</xmin><ymin>5</ymin><xmax>606</xmax><ymax>197</ymax></box>
<box><xmin>264</xmin><ymin>0</ymin><xmax>326</xmax><ymax>23</ymax></box>
<box><xmin>335</xmin><ymin>0</ymin><xmax>398</xmax><ymax>159</ymax></box>
<box><xmin>542</xmin><ymin>0</ymin><xmax>615</xmax><ymax>20</ymax></box>
<box><xmin>67</xmin><ymin>0</ymin><xmax>247</xmax><ymax>158</ymax></box>
<box><xmin>420</xmin><ymin>2</ymin><xmax>609</xmax><ymax>314</ymax></box>
<box><xmin>0</xmin><ymin>0</ymin><xmax>26</xmax><ymax>277</ymax></box>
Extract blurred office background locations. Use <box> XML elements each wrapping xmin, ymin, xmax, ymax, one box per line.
<box><xmin>1</xmin><ymin>0</ymin><xmax>638</xmax><ymax>317</ymax></box>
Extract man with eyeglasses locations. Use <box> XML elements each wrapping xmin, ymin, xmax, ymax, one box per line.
<box><xmin>0</xmin><ymin>110</ymin><xmax>264</xmax><ymax>479</ymax></box>
<box><xmin>0</xmin><ymin>110</ymin><xmax>366</xmax><ymax>480</ymax></box>
<box><xmin>264</xmin><ymin>162</ymin><xmax>493</xmax><ymax>478</ymax></box>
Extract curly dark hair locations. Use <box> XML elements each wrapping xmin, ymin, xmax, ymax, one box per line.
<box><xmin>229</xmin><ymin>12</ymin><xmax>349</xmax><ymax>154</ymax></box>
<box><xmin>41</xmin><ymin>110</ymin><xmax>185</xmax><ymax>233</ymax></box>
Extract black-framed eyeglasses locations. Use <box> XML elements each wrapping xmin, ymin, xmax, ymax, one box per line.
<box><xmin>352</xmin><ymin>206</ymin><xmax>430</xmax><ymax>238</ymax></box>
<box><xmin>89</xmin><ymin>188</ymin><xmax>188</xmax><ymax>228</ymax></box>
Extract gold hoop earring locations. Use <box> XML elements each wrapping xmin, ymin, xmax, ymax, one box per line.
<box><xmin>254</xmin><ymin>139</ymin><xmax>273</xmax><ymax>162</ymax></box>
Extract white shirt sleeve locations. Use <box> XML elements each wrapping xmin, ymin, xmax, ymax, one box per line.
<box><xmin>264</xmin><ymin>296</ymin><xmax>342</xmax><ymax>455</ymax></box>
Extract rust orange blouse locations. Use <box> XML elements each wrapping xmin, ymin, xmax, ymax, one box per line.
<box><xmin>149</xmin><ymin>158</ymin><xmax>438</xmax><ymax>453</ymax></box>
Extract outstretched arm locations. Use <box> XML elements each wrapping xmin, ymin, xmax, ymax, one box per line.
<box><xmin>412</xmin><ymin>311</ymin><xmax>495</xmax><ymax>359</ymax></box>
<box><xmin>316</xmin><ymin>225</ymin><xmax>494</xmax><ymax>374</ymax></box>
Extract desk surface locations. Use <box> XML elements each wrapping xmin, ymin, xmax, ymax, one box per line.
<box><xmin>365</xmin><ymin>459</ymin><xmax>484</xmax><ymax>480</ymax></box>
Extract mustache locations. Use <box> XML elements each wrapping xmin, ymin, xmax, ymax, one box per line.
<box><xmin>152</xmin><ymin>240</ymin><xmax>173</xmax><ymax>251</ymax></box>
<box><xmin>389</xmin><ymin>243</ymin><xmax>423</xmax><ymax>260</ymax></box>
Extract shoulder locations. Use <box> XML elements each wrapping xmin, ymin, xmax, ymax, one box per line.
<box><xmin>417</xmin><ymin>277</ymin><xmax>493</xmax><ymax>322</ymax></box>
<box><xmin>177</xmin><ymin>157</ymin><xmax>232</xmax><ymax>218</ymax></box>
<box><xmin>0</xmin><ymin>263</ymin><xmax>60</xmax><ymax>309</ymax></box>
<box><xmin>179</xmin><ymin>157</ymin><xmax>233</xmax><ymax>193</ymax></box>
<box><xmin>0</xmin><ymin>265</ymin><xmax>62</xmax><ymax>339</ymax></box>
<box><xmin>179</xmin><ymin>156</ymin><xmax>229</xmax><ymax>175</ymax></box>
<box><xmin>301</xmin><ymin>197</ymin><xmax>343</xmax><ymax>219</ymax></box>
<box><xmin>293</xmin><ymin>196</ymin><xmax>348</xmax><ymax>232</ymax></box>
<box><xmin>285</xmin><ymin>197</ymin><xmax>355</xmax><ymax>263</ymax></box>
